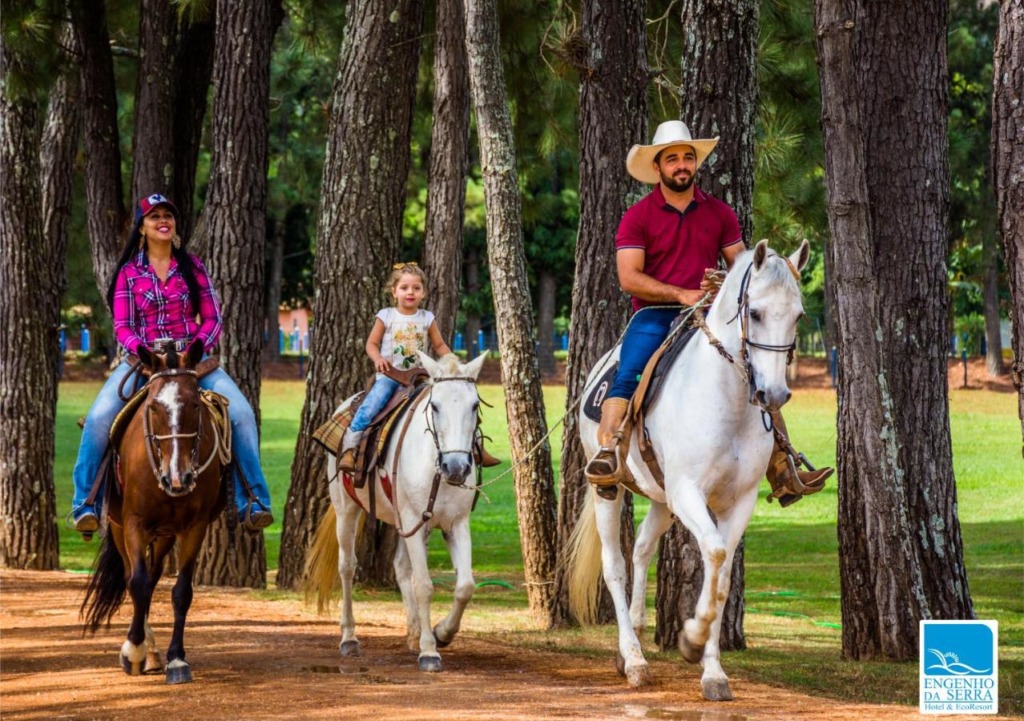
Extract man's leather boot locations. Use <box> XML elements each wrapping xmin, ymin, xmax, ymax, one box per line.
<box><xmin>338</xmin><ymin>428</ymin><xmax>364</xmax><ymax>474</ymax></box>
<box><xmin>584</xmin><ymin>397</ymin><xmax>631</xmax><ymax>499</ymax></box>
<box><xmin>765</xmin><ymin>410</ymin><xmax>832</xmax><ymax>507</ymax></box>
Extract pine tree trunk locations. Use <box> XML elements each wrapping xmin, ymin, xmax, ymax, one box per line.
<box><xmin>654</xmin><ymin>0</ymin><xmax>759</xmax><ymax>653</ymax></box>
<box><xmin>982</xmin><ymin>231</ymin><xmax>1005</xmax><ymax>377</ymax></box>
<box><xmin>276</xmin><ymin>0</ymin><xmax>425</xmax><ymax>590</ymax></box>
<box><xmin>0</xmin><ymin>39</ymin><xmax>60</xmax><ymax>570</ymax></box>
<box><xmin>992</xmin><ymin>0</ymin><xmax>1023</xmax><ymax>428</ymax></box>
<box><xmin>130</xmin><ymin>0</ymin><xmax>176</xmax><ymax>201</ymax></box>
<box><xmin>816</xmin><ymin>0</ymin><xmax>973</xmax><ymax>660</ymax></box>
<box><xmin>550</xmin><ymin>0</ymin><xmax>644</xmax><ymax>628</ymax></box>
<box><xmin>464</xmin><ymin>248</ymin><xmax>482</xmax><ymax>354</ymax></box>
<box><xmin>464</xmin><ymin>0</ymin><xmax>558</xmax><ymax>617</ymax></box>
<box><xmin>263</xmin><ymin>216</ymin><xmax>284</xmax><ymax>362</ymax></box>
<box><xmin>192</xmin><ymin>0</ymin><xmax>282</xmax><ymax>588</ymax></box>
<box><xmin>535</xmin><ymin>271</ymin><xmax>556</xmax><ymax>377</ymax></box>
<box><xmin>73</xmin><ymin>0</ymin><xmax>127</xmax><ymax>299</ymax></box>
<box><xmin>172</xmin><ymin>8</ymin><xmax>216</xmax><ymax>237</ymax></box>
<box><xmin>422</xmin><ymin>0</ymin><xmax>470</xmax><ymax>343</ymax></box>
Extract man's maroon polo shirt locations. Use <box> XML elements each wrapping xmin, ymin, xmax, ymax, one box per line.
<box><xmin>615</xmin><ymin>184</ymin><xmax>742</xmax><ymax>310</ymax></box>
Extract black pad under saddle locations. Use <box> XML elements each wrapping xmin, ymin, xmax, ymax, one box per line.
<box><xmin>583</xmin><ymin>326</ymin><xmax>698</xmax><ymax>423</ymax></box>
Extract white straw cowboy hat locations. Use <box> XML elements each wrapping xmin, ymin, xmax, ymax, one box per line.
<box><xmin>626</xmin><ymin>120</ymin><xmax>719</xmax><ymax>185</ymax></box>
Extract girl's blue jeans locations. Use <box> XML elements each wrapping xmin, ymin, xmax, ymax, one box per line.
<box><xmin>71</xmin><ymin>360</ymin><xmax>272</xmax><ymax>518</ymax></box>
<box><xmin>608</xmin><ymin>307</ymin><xmax>681</xmax><ymax>400</ymax></box>
<box><xmin>349</xmin><ymin>374</ymin><xmax>401</xmax><ymax>432</ymax></box>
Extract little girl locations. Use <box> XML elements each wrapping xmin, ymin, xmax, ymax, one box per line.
<box><xmin>339</xmin><ymin>263</ymin><xmax>452</xmax><ymax>471</ymax></box>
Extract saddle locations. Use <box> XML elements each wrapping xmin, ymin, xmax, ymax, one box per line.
<box><xmin>584</xmin><ymin>322</ymin><xmax>699</xmax><ymax>496</ymax></box>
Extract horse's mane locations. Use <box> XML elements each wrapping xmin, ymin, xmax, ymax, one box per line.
<box><xmin>709</xmin><ymin>246</ymin><xmax>801</xmax><ymax>322</ymax></box>
<box><xmin>435</xmin><ymin>353</ymin><xmax>462</xmax><ymax>377</ymax></box>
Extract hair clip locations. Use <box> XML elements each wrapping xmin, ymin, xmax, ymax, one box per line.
<box><xmin>392</xmin><ymin>261</ymin><xmax>419</xmax><ymax>269</ymax></box>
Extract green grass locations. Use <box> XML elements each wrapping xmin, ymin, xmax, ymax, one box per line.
<box><xmin>54</xmin><ymin>379</ymin><xmax>1023</xmax><ymax>712</ymax></box>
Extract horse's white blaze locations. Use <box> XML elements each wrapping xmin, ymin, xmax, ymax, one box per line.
<box><xmin>156</xmin><ymin>381</ymin><xmax>183</xmax><ymax>477</ymax></box>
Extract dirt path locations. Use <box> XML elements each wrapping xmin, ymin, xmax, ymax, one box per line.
<box><xmin>2</xmin><ymin>569</ymin><xmax>1008</xmax><ymax>721</ymax></box>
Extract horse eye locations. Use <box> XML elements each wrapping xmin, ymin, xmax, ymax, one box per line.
<box><xmin>750</xmin><ymin>309</ymin><xmax>762</xmax><ymax>323</ymax></box>
<box><xmin>472</xmin><ymin>401</ymin><xmax>480</xmax><ymax>412</ymax></box>
<box><xmin>431</xmin><ymin>403</ymin><xmax>440</xmax><ymax>414</ymax></box>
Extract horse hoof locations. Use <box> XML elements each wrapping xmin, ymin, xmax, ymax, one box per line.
<box><xmin>679</xmin><ymin>634</ymin><xmax>705</xmax><ymax>664</ymax></box>
<box><xmin>119</xmin><ymin>652</ymin><xmax>143</xmax><ymax>676</ymax></box>
<box><xmin>418</xmin><ymin>655</ymin><xmax>443</xmax><ymax>673</ymax></box>
<box><xmin>340</xmin><ymin>640</ymin><xmax>362</xmax><ymax>657</ymax></box>
<box><xmin>701</xmin><ymin>678</ymin><xmax>733</xmax><ymax>701</ymax></box>
<box><xmin>614</xmin><ymin>653</ymin><xmax>626</xmax><ymax>677</ymax></box>
<box><xmin>626</xmin><ymin>663</ymin><xmax>652</xmax><ymax>689</ymax></box>
<box><xmin>165</xmin><ymin>660</ymin><xmax>193</xmax><ymax>685</ymax></box>
<box><xmin>432</xmin><ymin>625</ymin><xmax>452</xmax><ymax>649</ymax></box>
<box><xmin>144</xmin><ymin>651</ymin><xmax>164</xmax><ymax>674</ymax></box>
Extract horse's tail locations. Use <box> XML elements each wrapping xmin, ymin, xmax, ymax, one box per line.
<box><xmin>566</xmin><ymin>489</ymin><xmax>604</xmax><ymax>625</ymax></box>
<box><xmin>80</xmin><ymin>532</ymin><xmax>127</xmax><ymax>635</ymax></box>
<box><xmin>303</xmin><ymin>503</ymin><xmax>340</xmax><ymax>615</ymax></box>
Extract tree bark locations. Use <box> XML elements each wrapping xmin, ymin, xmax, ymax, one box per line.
<box><xmin>277</xmin><ymin>0</ymin><xmax>425</xmax><ymax>590</ymax></box>
<box><xmin>536</xmin><ymin>270</ymin><xmax>557</xmax><ymax>377</ymax></box>
<box><xmin>192</xmin><ymin>0</ymin><xmax>282</xmax><ymax>588</ymax></box>
<box><xmin>172</xmin><ymin>7</ymin><xmax>216</xmax><ymax>238</ymax></box>
<box><xmin>73</xmin><ymin>0</ymin><xmax>127</xmax><ymax>301</ymax></box>
<box><xmin>464</xmin><ymin>247</ymin><xmax>482</xmax><ymax>353</ymax></box>
<box><xmin>982</xmin><ymin>230</ymin><xmax>1005</xmax><ymax>377</ymax></box>
<box><xmin>550</xmin><ymin>0</ymin><xmax>644</xmax><ymax>628</ymax></box>
<box><xmin>263</xmin><ymin>215</ymin><xmax>285</xmax><ymax>362</ymax></box>
<box><xmin>0</xmin><ymin>37</ymin><xmax>60</xmax><ymax>570</ymax></box>
<box><xmin>464</xmin><ymin>0</ymin><xmax>558</xmax><ymax>617</ymax></box>
<box><xmin>423</xmin><ymin>0</ymin><xmax>470</xmax><ymax>343</ymax></box>
<box><xmin>816</xmin><ymin>0</ymin><xmax>973</xmax><ymax>660</ymax></box>
<box><xmin>654</xmin><ymin>0</ymin><xmax>758</xmax><ymax>654</ymax></box>
<box><xmin>130</xmin><ymin>0</ymin><xmax>177</xmax><ymax>201</ymax></box>
<box><xmin>992</xmin><ymin>0</ymin><xmax>1023</xmax><ymax>429</ymax></box>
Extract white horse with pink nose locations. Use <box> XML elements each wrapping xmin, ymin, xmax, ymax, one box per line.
<box><xmin>569</xmin><ymin>239</ymin><xmax>811</xmax><ymax>701</ymax></box>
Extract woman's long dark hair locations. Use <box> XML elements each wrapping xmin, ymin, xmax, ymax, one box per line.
<box><xmin>105</xmin><ymin>211</ymin><xmax>204</xmax><ymax>312</ymax></box>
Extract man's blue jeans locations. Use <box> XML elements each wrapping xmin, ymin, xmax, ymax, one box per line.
<box><xmin>608</xmin><ymin>307</ymin><xmax>681</xmax><ymax>400</ymax></box>
<box><xmin>349</xmin><ymin>374</ymin><xmax>401</xmax><ymax>432</ymax></box>
<box><xmin>71</xmin><ymin>361</ymin><xmax>272</xmax><ymax>518</ymax></box>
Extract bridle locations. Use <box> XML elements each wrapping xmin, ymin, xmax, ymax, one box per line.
<box><xmin>141</xmin><ymin>368</ymin><xmax>224</xmax><ymax>486</ymax></box>
<box><xmin>422</xmin><ymin>376</ymin><xmax>480</xmax><ymax>466</ymax></box>
<box><xmin>695</xmin><ymin>253</ymin><xmax>801</xmax><ymax>419</ymax></box>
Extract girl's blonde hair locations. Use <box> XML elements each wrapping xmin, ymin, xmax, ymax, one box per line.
<box><xmin>388</xmin><ymin>262</ymin><xmax>429</xmax><ymax>299</ymax></box>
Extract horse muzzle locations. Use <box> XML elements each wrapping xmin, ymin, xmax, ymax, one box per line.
<box><xmin>750</xmin><ymin>386</ymin><xmax>791</xmax><ymax>412</ymax></box>
<box><xmin>160</xmin><ymin>470</ymin><xmax>197</xmax><ymax>497</ymax></box>
<box><xmin>440</xmin><ymin>452</ymin><xmax>473</xmax><ymax>486</ymax></box>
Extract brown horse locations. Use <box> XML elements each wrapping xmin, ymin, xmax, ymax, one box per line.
<box><xmin>81</xmin><ymin>340</ymin><xmax>227</xmax><ymax>684</ymax></box>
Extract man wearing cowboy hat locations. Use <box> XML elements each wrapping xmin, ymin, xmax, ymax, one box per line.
<box><xmin>584</xmin><ymin>120</ymin><xmax>832</xmax><ymax>505</ymax></box>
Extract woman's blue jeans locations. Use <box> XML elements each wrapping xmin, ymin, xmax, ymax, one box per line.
<box><xmin>349</xmin><ymin>375</ymin><xmax>401</xmax><ymax>432</ymax></box>
<box><xmin>71</xmin><ymin>360</ymin><xmax>272</xmax><ymax>518</ymax></box>
<box><xmin>608</xmin><ymin>307</ymin><xmax>681</xmax><ymax>400</ymax></box>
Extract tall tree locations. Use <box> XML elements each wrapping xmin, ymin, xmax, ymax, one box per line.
<box><xmin>465</xmin><ymin>0</ymin><xmax>558</xmax><ymax>616</ymax></box>
<box><xmin>277</xmin><ymin>0</ymin><xmax>426</xmax><ymax>589</ymax></box>
<box><xmin>73</xmin><ymin>0</ymin><xmax>128</xmax><ymax>298</ymax></box>
<box><xmin>130</xmin><ymin>0</ymin><xmax>176</xmax><ymax>201</ymax></box>
<box><xmin>0</xmin><ymin>29</ymin><xmax>59</xmax><ymax>570</ymax></box>
<box><xmin>422</xmin><ymin>0</ymin><xmax>470</xmax><ymax>342</ymax></box>
<box><xmin>550</xmin><ymin>0</ymin><xmax>645</xmax><ymax>626</ymax></box>
<box><xmin>655</xmin><ymin>0</ymin><xmax>758</xmax><ymax>653</ymax></box>
<box><xmin>816</xmin><ymin>0</ymin><xmax>973</xmax><ymax>659</ymax></box>
<box><xmin>172</xmin><ymin>5</ymin><xmax>216</xmax><ymax>237</ymax></box>
<box><xmin>992</xmin><ymin>0</ymin><xmax>1024</xmax><ymax>432</ymax></box>
<box><xmin>190</xmin><ymin>0</ymin><xmax>282</xmax><ymax>588</ymax></box>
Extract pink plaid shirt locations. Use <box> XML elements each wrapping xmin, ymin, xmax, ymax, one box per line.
<box><xmin>112</xmin><ymin>251</ymin><xmax>222</xmax><ymax>355</ymax></box>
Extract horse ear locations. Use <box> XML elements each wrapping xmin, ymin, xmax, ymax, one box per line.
<box><xmin>461</xmin><ymin>350</ymin><xmax>488</xmax><ymax>380</ymax></box>
<box><xmin>186</xmin><ymin>338</ymin><xmax>204</xmax><ymax>368</ymax></box>
<box><xmin>790</xmin><ymin>239</ymin><xmax>811</xmax><ymax>274</ymax></box>
<box><xmin>753</xmin><ymin>239</ymin><xmax>769</xmax><ymax>271</ymax></box>
<box><xmin>137</xmin><ymin>344</ymin><xmax>156</xmax><ymax>370</ymax></box>
<box><xmin>417</xmin><ymin>350</ymin><xmax>443</xmax><ymax>378</ymax></box>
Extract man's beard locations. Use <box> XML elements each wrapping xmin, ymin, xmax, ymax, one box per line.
<box><xmin>660</xmin><ymin>168</ymin><xmax>694</xmax><ymax>193</ymax></box>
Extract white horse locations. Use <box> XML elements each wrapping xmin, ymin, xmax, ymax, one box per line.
<box><xmin>305</xmin><ymin>351</ymin><xmax>488</xmax><ymax>672</ymax></box>
<box><xmin>568</xmin><ymin>239</ymin><xmax>809</xmax><ymax>701</ymax></box>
